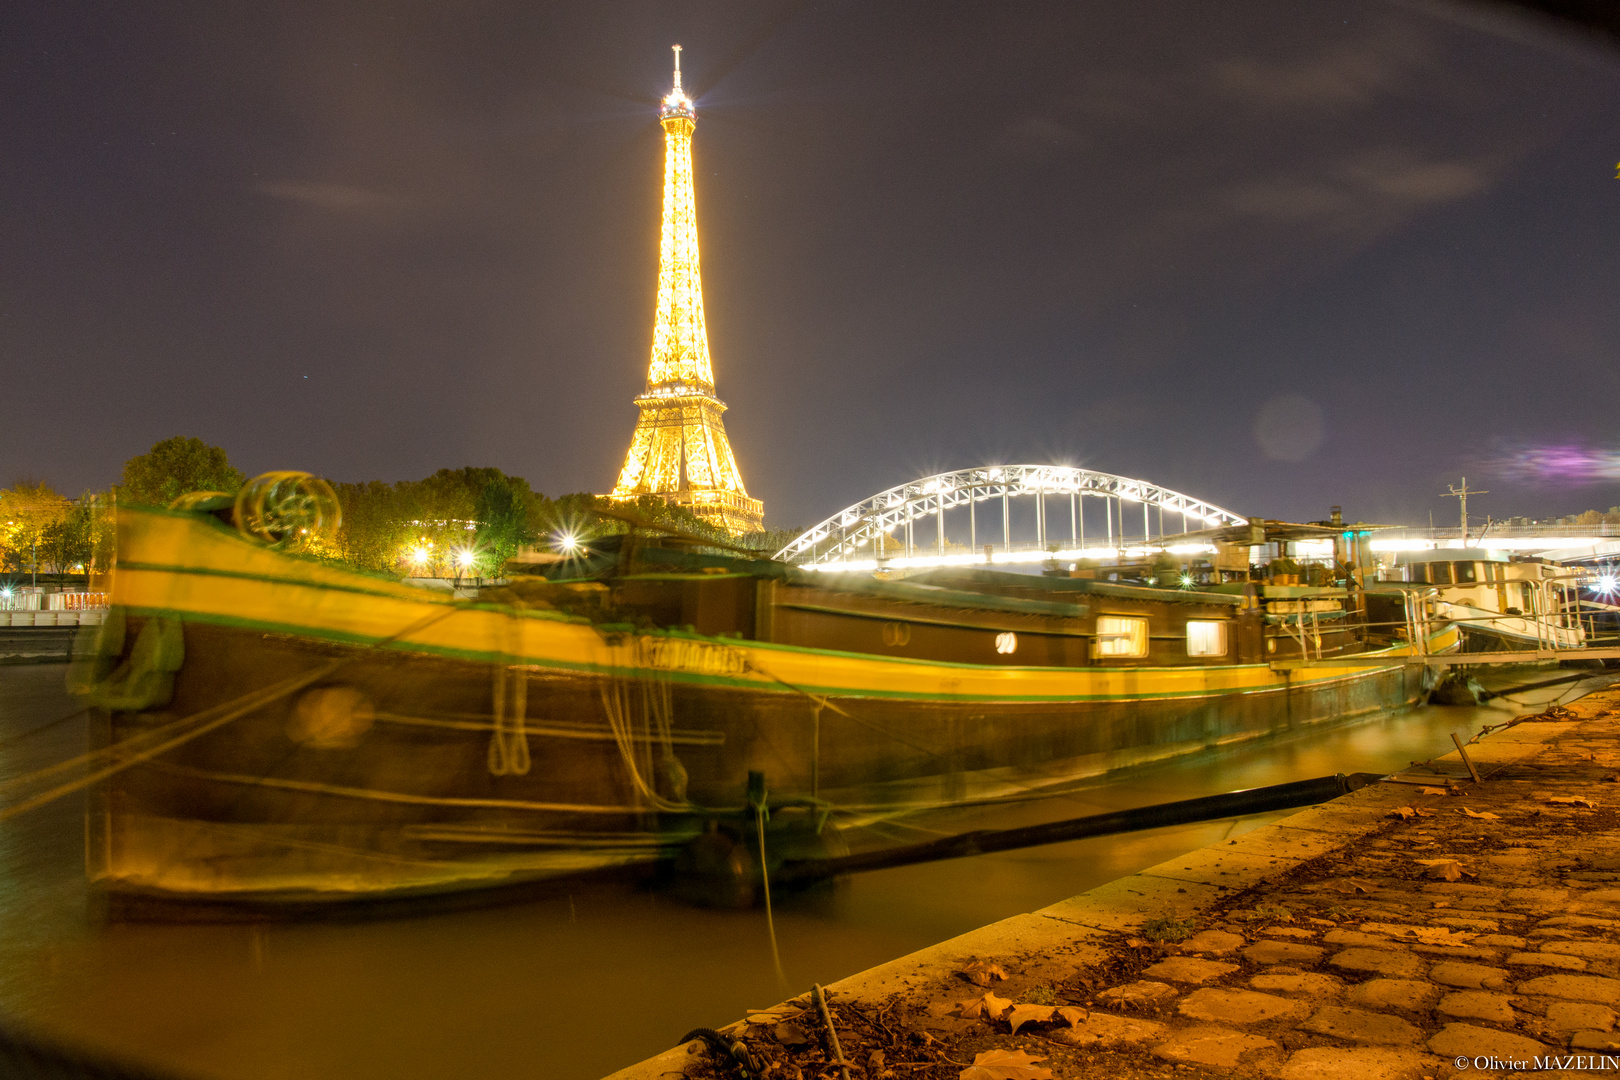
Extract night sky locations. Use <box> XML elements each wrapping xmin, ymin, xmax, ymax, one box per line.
<box><xmin>2</xmin><ymin>1</ymin><xmax>1618</xmax><ymax>532</ymax></box>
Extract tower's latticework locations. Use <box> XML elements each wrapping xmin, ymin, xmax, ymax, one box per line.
<box><xmin>609</xmin><ymin>45</ymin><xmax>764</xmax><ymax>535</ymax></box>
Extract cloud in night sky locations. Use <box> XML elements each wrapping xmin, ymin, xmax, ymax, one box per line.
<box><xmin>254</xmin><ymin>181</ymin><xmax>408</xmax><ymax>215</ymax></box>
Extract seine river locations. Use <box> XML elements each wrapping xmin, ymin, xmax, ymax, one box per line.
<box><xmin>0</xmin><ymin>662</ymin><xmax>1604</xmax><ymax>1079</ymax></box>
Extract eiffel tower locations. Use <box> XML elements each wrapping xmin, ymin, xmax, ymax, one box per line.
<box><xmin>608</xmin><ymin>45</ymin><xmax>764</xmax><ymax>535</ymax></box>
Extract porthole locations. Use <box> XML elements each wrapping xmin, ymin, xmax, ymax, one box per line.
<box><xmin>995</xmin><ymin>632</ymin><xmax>1017</xmax><ymax>654</ymax></box>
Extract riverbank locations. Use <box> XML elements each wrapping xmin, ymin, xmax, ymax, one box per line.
<box><xmin>611</xmin><ymin>686</ymin><xmax>1620</xmax><ymax>1079</ymax></box>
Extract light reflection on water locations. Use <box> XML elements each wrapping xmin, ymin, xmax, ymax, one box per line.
<box><xmin>0</xmin><ymin>663</ymin><xmax>1605</xmax><ymax>1080</ymax></box>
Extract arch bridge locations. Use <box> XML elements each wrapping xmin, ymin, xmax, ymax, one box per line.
<box><xmin>774</xmin><ymin>465</ymin><xmax>1249</xmax><ymax>571</ymax></box>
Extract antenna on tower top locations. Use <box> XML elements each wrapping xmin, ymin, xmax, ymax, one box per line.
<box><xmin>671</xmin><ymin>44</ymin><xmax>682</xmax><ymax>92</ymax></box>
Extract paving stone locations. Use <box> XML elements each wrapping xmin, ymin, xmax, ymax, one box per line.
<box><xmin>1545</xmin><ymin>1002</ymin><xmax>1615</xmax><ymax>1032</ymax></box>
<box><xmin>1250</xmin><ymin>973</ymin><xmax>1343</xmax><ymax>998</ymax></box>
<box><xmin>1411</xmin><ymin>944</ymin><xmax>1501</xmax><ymax>961</ymax></box>
<box><xmin>1436</xmin><ymin>917</ymin><xmax>1501</xmax><ymax>931</ymax></box>
<box><xmin>1346</xmin><ymin>979</ymin><xmax>1440</xmax><ymax>1011</ymax></box>
<box><xmin>1278</xmin><ymin>1047</ymin><xmax>1438</xmax><ymax>1080</ymax></box>
<box><xmin>1178</xmin><ymin>988</ymin><xmax>1311</xmax><ymax>1025</ymax></box>
<box><xmin>1541</xmin><ymin>916</ymin><xmax>1620</xmax><ymax>929</ymax></box>
<box><xmin>1263</xmin><ymin>927</ymin><xmax>1319</xmax><ymax>939</ymax></box>
<box><xmin>1420</xmin><ymin>883</ymin><xmax>1505</xmax><ymax>900</ymax></box>
<box><xmin>1141</xmin><ymin>956</ymin><xmax>1238</xmax><ymax>985</ymax></box>
<box><xmin>1180</xmin><ymin>929</ymin><xmax>1245</xmax><ymax>955</ymax></box>
<box><xmin>1097</xmin><ymin>980</ymin><xmax>1178</xmax><ymax>1006</ymax></box>
<box><xmin>1508</xmin><ymin>950</ymin><xmax>1587</xmax><ymax>971</ymax></box>
<box><xmin>1322</xmin><ymin>929</ymin><xmax>1401</xmax><ymax>949</ymax></box>
<box><xmin>1427</xmin><ymin>1023</ymin><xmax>1552</xmax><ymax>1062</ymax></box>
<box><xmin>1429</xmin><ymin>961</ymin><xmax>1508</xmax><ymax>990</ymax></box>
<box><xmin>1516</xmin><ymin>975</ymin><xmax>1620</xmax><ymax>1005</ymax></box>
<box><xmin>1244</xmin><ymin>940</ymin><xmax>1326</xmax><ymax>966</ymax></box>
<box><xmin>1330</xmin><ymin>948</ymin><xmax>1426</xmax><ymax>979</ymax></box>
<box><xmin>1574</xmin><ymin>888</ymin><xmax>1620</xmax><ymax>905</ymax></box>
<box><xmin>1544</xmin><ymin>940</ymin><xmax>1620</xmax><ymax>961</ymax></box>
<box><xmin>1570</xmin><ymin>1030</ymin><xmax>1620</xmax><ymax>1051</ymax></box>
<box><xmin>1436</xmin><ymin>991</ymin><xmax>1518</xmax><ymax>1025</ymax></box>
<box><xmin>1050</xmin><ymin>1011</ymin><xmax>1166</xmax><ymax>1046</ymax></box>
<box><xmin>1151</xmin><ymin>1024</ymin><xmax>1278</xmax><ymax>1067</ymax></box>
<box><xmin>1475</xmin><ymin>934</ymin><xmax>1528</xmax><ymax>948</ymax></box>
<box><xmin>1301</xmin><ymin>1005</ymin><xmax>1423</xmax><ymax>1045</ymax></box>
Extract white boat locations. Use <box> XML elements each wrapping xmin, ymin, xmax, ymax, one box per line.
<box><xmin>1368</xmin><ymin>548</ymin><xmax>1588</xmax><ymax>653</ymax></box>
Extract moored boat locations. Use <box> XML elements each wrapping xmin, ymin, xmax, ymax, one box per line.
<box><xmin>1364</xmin><ymin>548</ymin><xmax>1588</xmax><ymax>653</ymax></box>
<box><xmin>68</xmin><ymin>491</ymin><xmax>1456</xmax><ymax>911</ymax></box>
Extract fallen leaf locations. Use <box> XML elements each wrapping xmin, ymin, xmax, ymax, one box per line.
<box><xmin>957</xmin><ymin>991</ymin><xmax>1014</xmax><ymax>1020</ymax></box>
<box><xmin>1125</xmin><ymin>937</ymin><xmax>1148</xmax><ymax>948</ymax></box>
<box><xmin>1417</xmin><ymin>859</ymin><xmax>1471</xmax><ymax>882</ymax></box>
<box><xmin>1549</xmin><ymin>796</ymin><xmax>1599</xmax><ymax>808</ymax></box>
<box><xmin>960</xmin><ymin>1048</ymin><xmax>1055</xmax><ymax>1080</ymax></box>
<box><xmin>745</xmin><ymin>1006</ymin><xmax>803</xmax><ymax>1024</ymax></box>
<box><xmin>961</xmin><ymin>960</ymin><xmax>1009</xmax><ymax>986</ymax></box>
<box><xmin>1006</xmin><ymin>1003</ymin><xmax>1056</xmax><ymax>1034</ymax></box>
<box><xmin>1414</xmin><ymin>807</ymin><xmax>1435</xmax><ymax>817</ymax></box>
<box><xmin>1390</xmin><ymin>806</ymin><xmax>1417</xmax><ymax>820</ymax></box>
<box><xmin>1419</xmin><ymin>786</ymin><xmax>1450</xmax><ymax>796</ymax></box>
<box><xmin>771</xmin><ymin>1022</ymin><xmax>810</xmax><ymax>1047</ymax></box>
<box><xmin>1055</xmin><ymin>1006</ymin><xmax>1088</xmax><ymax>1027</ymax></box>
<box><xmin>1460</xmin><ymin>808</ymin><xmax>1500</xmax><ymax>820</ymax></box>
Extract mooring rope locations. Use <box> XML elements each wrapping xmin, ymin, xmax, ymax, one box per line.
<box><xmin>752</xmin><ymin>781</ymin><xmax>788</xmax><ymax>989</ymax></box>
<box><xmin>0</xmin><ymin>605</ymin><xmax>460</xmax><ymax>821</ymax></box>
<box><xmin>0</xmin><ymin>663</ymin><xmax>341</xmax><ymax>822</ymax></box>
<box><xmin>486</xmin><ymin>609</ymin><xmax>532</xmax><ymax>776</ymax></box>
<box><xmin>599</xmin><ymin>678</ymin><xmax>689</xmax><ymax>813</ymax></box>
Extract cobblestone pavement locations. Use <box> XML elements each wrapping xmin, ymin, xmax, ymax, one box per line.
<box><xmin>615</xmin><ymin>686</ymin><xmax>1620</xmax><ymax>1080</ymax></box>
<box><xmin>905</xmin><ymin>691</ymin><xmax>1620</xmax><ymax>1078</ymax></box>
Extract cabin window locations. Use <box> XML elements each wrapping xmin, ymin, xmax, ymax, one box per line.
<box><xmin>1427</xmin><ymin>562</ymin><xmax>1453</xmax><ymax>585</ymax></box>
<box><xmin>1186</xmin><ymin>620</ymin><xmax>1229</xmax><ymax>657</ymax></box>
<box><xmin>994</xmin><ymin>632</ymin><xmax>1017</xmax><ymax>654</ymax></box>
<box><xmin>1095</xmin><ymin>616</ymin><xmax>1148</xmax><ymax>658</ymax></box>
<box><xmin>1453</xmin><ymin>562</ymin><xmax>1477</xmax><ymax>584</ymax></box>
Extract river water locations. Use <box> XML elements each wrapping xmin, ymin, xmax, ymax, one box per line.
<box><xmin>0</xmin><ymin>662</ymin><xmax>1607</xmax><ymax>1080</ymax></box>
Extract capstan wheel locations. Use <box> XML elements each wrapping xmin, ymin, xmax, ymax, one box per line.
<box><xmin>233</xmin><ymin>471</ymin><xmax>342</xmax><ymax>550</ymax></box>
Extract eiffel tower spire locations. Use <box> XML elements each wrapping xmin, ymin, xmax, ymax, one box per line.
<box><xmin>609</xmin><ymin>45</ymin><xmax>763</xmax><ymax>535</ymax></box>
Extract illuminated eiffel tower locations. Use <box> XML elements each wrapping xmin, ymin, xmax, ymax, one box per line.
<box><xmin>609</xmin><ymin>45</ymin><xmax>764</xmax><ymax>536</ymax></box>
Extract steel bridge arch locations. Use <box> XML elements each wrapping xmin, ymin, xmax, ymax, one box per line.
<box><xmin>774</xmin><ymin>465</ymin><xmax>1248</xmax><ymax>567</ymax></box>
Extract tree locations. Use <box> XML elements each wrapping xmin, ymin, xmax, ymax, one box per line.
<box><xmin>120</xmin><ymin>437</ymin><xmax>246</xmax><ymax>507</ymax></box>
<box><xmin>0</xmin><ymin>481</ymin><xmax>72</xmax><ymax>576</ymax></box>
<box><xmin>472</xmin><ymin>472</ymin><xmax>534</xmax><ymax>576</ymax></box>
<box><xmin>328</xmin><ymin>467</ymin><xmax>541</xmax><ymax>577</ymax></box>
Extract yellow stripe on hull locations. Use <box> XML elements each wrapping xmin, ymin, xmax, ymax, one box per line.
<box><xmin>113</xmin><ymin>508</ymin><xmax>1454</xmax><ymax>705</ymax></box>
